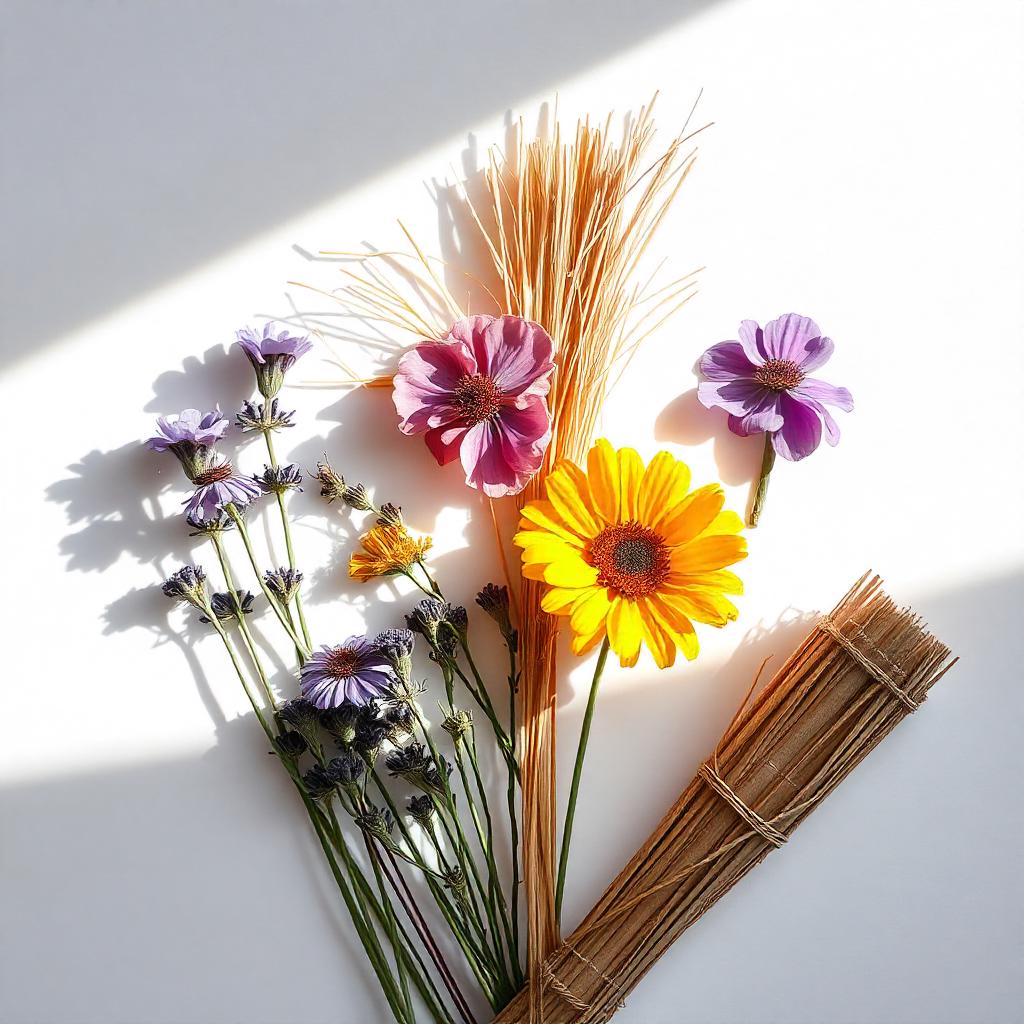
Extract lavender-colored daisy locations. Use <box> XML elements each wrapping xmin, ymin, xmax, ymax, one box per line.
<box><xmin>697</xmin><ymin>314</ymin><xmax>853</xmax><ymax>462</ymax></box>
<box><xmin>146</xmin><ymin>408</ymin><xmax>229</xmax><ymax>481</ymax></box>
<box><xmin>182</xmin><ymin>465</ymin><xmax>262</xmax><ymax>522</ymax></box>
<box><xmin>300</xmin><ymin>638</ymin><xmax>395</xmax><ymax>709</ymax></box>
<box><xmin>236</xmin><ymin>323</ymin><xmax>313</xmax><ymax>398</ymax></box>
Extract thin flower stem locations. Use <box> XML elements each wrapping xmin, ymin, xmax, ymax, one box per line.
<box><xmin>503</xmin><ymin>641</ymin><xmax>521</xmax><ymax>963</ymax></box>
<box><xmin>555</xmin><ymin>636</ymin><xmax>611</xmax><ymax>926</ymax></box>
<box><xmin>748</xmin><ymin>433</ymin><xmax>776</xmax><ymax>528</ymax></box>
<box><xmin>207</xmin><ymin>615</ymin><xmax>274</xmax><ymax>740</ymax></box>
<box><xmin>263</xmin><ymin>429</ymin><xmax>313</xmax><ymax>651</ymax></box>
<box><xmin>224</xmin><ymin>504</ymin><xmax>311</xmax><ymax>656</ymax></box>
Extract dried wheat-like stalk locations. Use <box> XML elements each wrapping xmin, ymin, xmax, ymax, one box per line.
<box><xmin>492</xmin><ymin>573</ymin><xmax>957</xmax><ymax>1022</ymax></box>
<box><xmin>470</xmin><ymin>102</ymin><xmax>702</xmax><ymax>1002</ymax></box>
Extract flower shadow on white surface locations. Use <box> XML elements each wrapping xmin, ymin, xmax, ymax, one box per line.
<box><xmin>2</xmin><ymin>0</ymin><xmax>723</xmax><ymax>361</ymax></box>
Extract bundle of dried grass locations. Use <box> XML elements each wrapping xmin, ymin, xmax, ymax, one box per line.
<box><xmin>468</xmin><ymin>101</ymin><xmax>703</xmax><ymax>995</ymax></box>
<box><xmin>492</xmin><ymin>573</ymin><xmax>956</xmax><ymax>1023</ymax></box>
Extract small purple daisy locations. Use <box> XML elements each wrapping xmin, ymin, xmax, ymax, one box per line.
<box><xmin>235</xmin><ymin>323</ymin><xmax>313</xmax><ymax>398</ymax></box>
<box><xmin>182</xmin><ymin>464</ymin><xmax>262</xmax><ymax>522</ymax></box>
<box><xmin>300</xmin><ymin>638</ymin><xmax>395</xmax><ymax>708</ymax></box>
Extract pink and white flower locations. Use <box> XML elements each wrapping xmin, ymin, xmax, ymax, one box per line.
<box><xmin>392</xmin><ymin>315</ymin><xmax>556</xmax><ymax>497</ymax></box>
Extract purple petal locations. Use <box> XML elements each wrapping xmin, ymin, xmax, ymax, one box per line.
<box><xmin>762</xmin><ymin>313</ymin><xmax>824</xmax><ymax>364</ymax></box>
<box><xmin>771</xmin><ymin>393</ymin><xmax>823</xmax><ymax>461</ymax></box>
<box><xmin>793</xmin><ymin>377</ymin><xmax>854</xmax><ymax>412</ymax></box>
<box><xmin>392</xmin><ymin>341</ymin><xmax>475</xmax><ymax>434</ymax></box>
<box><xmin>460</xmin><ymin>420</ymin><xmax>522</xmax><ymax>497</ymax></box>
<box><xmin>736</xmin><ymin>320</ymin><xmax>767</xmax><ymax>365</ymax></box>
<box><xmin>476</xmin><ymin>316</ymin><xmax>555</xmax><ymax>396</ymax></box>
<box><xmin>725</xmin><ymin>391</ymin><xmax>785</xmax><ymax>436</ymax></box>
<box><xmin>697</xmin><ymin>378</ymin><xmax>769</xmax><ymax>417</ymax></box>
<box><xmin>495</xmin><ymin>399</ymin><xmax>550</xmax><ymax>472</ymax></box>
<box><xmin>699</xmin><ymin>341</ymin><xmax>759</xmax><ymax>381</ymax></box>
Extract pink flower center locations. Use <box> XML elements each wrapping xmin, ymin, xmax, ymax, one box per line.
<box><xmin>454</xmin><ymin>373</ymin><xmax>502</xmax><ymax>424</ymax></box>
<box><xmin>193</xmin><ymin>462</ymin><xmax>234</xmax><ymax>485</ymax></box>
<box><xmin>325</xmin><ymin>647</ymin><xmax>358</xmax><ymax>679</ymax></box>
<box><xmin>588</xmin><ymin>523</ymin><xmax>669</xmax><ymax>599</ymax></box>
<box><xmin>754</xmin><ymin>359</ymin><xmax>804</xmax><ymax>391</ymax></box>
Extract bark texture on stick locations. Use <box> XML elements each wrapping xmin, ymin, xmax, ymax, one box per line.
<box><xmin>494</xmin><ymin>573</ymin><xmax>956</xmax><ymax>1023</ymax></box>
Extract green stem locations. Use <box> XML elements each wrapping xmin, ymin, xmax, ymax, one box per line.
<box><xmin>748</xmin><ymin>433</ymin><xmax>776</xmax><ymax>528</ymax></box>
<box><xmin>504</xmin><ymin>642</ymin><xmax>521</xmax><ymax>965</ymax></box>
<box><xmin>555</xmin><ymin>636</ymin><xmax>611</xmax><ymax>926</ymax></box>
<box><xmin>224</xmin><ymin>504</ymin><xmax>310</xmax><ymax>656</ymax></box>
<box><xmin>263</xmin><ymin>429</ymin><xmax>313</xmax><ymax>651</ymax></box>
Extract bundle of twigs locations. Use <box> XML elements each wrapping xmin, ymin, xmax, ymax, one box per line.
<box><xmin>491</xmin><ymin>573</ymin><xmax>956</xmax><ymax>1023</ymax></box>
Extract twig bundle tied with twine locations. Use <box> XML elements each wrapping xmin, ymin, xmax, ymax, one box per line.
<box><xmin>491</xmin><ymin>572</ymin><xmax>957</xmax><ymax>1023</ymax></box>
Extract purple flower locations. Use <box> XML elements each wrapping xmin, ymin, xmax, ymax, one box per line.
<box><xmin>392</xmin><ymin>315</ymin><xmax>555</xmax><ymax>498</ymax></box>
<box><xmin>145</xmin><ymin>408</ymin><xmax>229</xmax><ymax>481</ymax></box>
<box><xmin>300</xmin><ymin>638</ymin><xmax>395</xmax><ymax>709</ymax></box>
<box><xmin>182</xmin><ymin>465</ymin><xmax>262</xmax><ymax>522</ymax></box>
<box><xmin>235</xmin><ymin>323</ymin><xmax>313</xmax><ymax>398</ymax></box>
<box><xmin>697</xmin><ymin>314</ymin><xmax>853</xmax><ymax>461</ymax></box>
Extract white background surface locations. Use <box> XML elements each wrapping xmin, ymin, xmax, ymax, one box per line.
<box><xmin>3</xmin><ymin>1</ymin><xmax>1023</xmax><ymax>1022</ymax></box>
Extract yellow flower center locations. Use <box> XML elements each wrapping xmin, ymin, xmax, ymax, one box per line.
<box><xmin>455</xmin><ymin>373</ymin><xmax>502</xmax><ymax>424</ymax></box>
<box><xmin>588</xmin><ymin>522</ymin><xmax>669</xmax><ymax>599</ymax></box>
<box><xmin>754</xmin><ymin>358</ymin><xmax>804</xmax><ymax>391</ymax></box>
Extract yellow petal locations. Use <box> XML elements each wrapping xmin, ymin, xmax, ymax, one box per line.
<box><xmin>647</xmin><ymin>596</ymin><xmax>700</xmax><ymax>661</ymax></box>
<box><xmin>641</xmin><ymin>452</ymin><xmax>691</xmax><ymax>529</ymax></box>
<box><xmin>569</xmin><ymin>587</ymin><xmax>613</xmax><ymax>637</ymax></box>
<box><xmin>518</xmin><ymin>501</ymin><xmax>586</xmax><ymax>546</ymax></box>
<box><xmin>518</xmin><ymin>537</ymin><xmax>580</xmax><ymax>566</ymax></box>
<box><xmin>571</xmin><ymin>624</ymin><xmax>607</xmax><ymax>657</ymax></box>
<box><xmin>540</xmin><ymin>554</ymin><xmax>600</xmax><ymax>588</ymax></box>
<box><xmin>637</xmin><ymin>598</ymin><xmax>676</xmax><ymax>669</ymax></box>
<box><xmin>617</xmin><ymin>447</ymin><xmax>644</xmax><ymax>522</ymax></box>
<box><xmin>670</xmin><ymin>534</ymin><xmax>748</xmax><ymax>574</ymax></box>
<box><xmin>587</xmin><ymin>439</ymin><xmax>620</xmax><ymax>524</ymax></box>
<box><xmin>546</xmin><ymin>463</ymin><xmax>602</xmax><ymax>538</ymax></box>
<box><xmin>667</xmin><ymin>569</ymin><xmax>744</xmax><ymax>596</ymax></box>
<box><xmin>660</xmin><ymin>484</ymin><xmax>725</xmax><ymax>546</ymax></box>
<box><xmin>701</xmin><ymin>509</ymin><xmax>744</xmax><ymax>537</ymax></box>
<box><xmin>608</xmin><ymin>596</ymin><xmax>643</xmax><ymax>667</ymax></box>
<box><xmin>662</xmin><ymin>588</ymin><xmax>739</xmax><ymax>627</ymax></box>
<box><xmin>541</xmin><ymin>587</ymin><xmax>585</xmax><ymax>614</ymax></box>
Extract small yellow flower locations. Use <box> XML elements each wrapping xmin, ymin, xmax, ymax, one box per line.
<box><xmin>349</xmin><ymin>524</ymin><xmax>432</xmax><ymax>582</ymax></box>
<box><xmin>514</xmin><ymin>439</ymin><xmax>747</xmax><ymax>669</ymax></box>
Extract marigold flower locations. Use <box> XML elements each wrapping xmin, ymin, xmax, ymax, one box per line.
<box><xmin>514</xmin><ymin>439</ymin><xmax>747</xmax><ymax>669</ymax></box>
<box><xmin>349</xmin><ymin>524</ymin><xmax>432</xmax><ymax>582</ymax></box>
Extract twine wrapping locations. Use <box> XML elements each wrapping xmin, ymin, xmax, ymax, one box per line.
<box><xmin>817</xmin><ymin>613</ymin><xmax>921</xmax><ymax>712</ymax></box>
<box><xmin>491</xmin><ymin>573</ymin><xmax>956</xmax><ymax>1024</ymax></box>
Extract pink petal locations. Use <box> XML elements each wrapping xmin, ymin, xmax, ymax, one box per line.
<box><xmin>392</xmin><ymin>341</ymin><xmax>475</xmax><ymax>434</ymax></box>
<box><xmin>425</xmin><ymin>423</ymin><xmax>469</xmax><ymax>465</ymax></box>
<box><xmin>762</xmin><ymin>313</ymin><xmax>825</xmax><ymax>364</ymax></box>
<box><xmin>460</xmin><ymin>315</ymin><xmax>554</xmax><ymax>397</ymax></box>
<box><xmin>495</xmin><ymin>398</ymin><xmax>550</xmax><ymax>472</ymax></box>
<box><xmin>460</xmin><ymin>420</ymin><xmax>521</xmax><ymax>497</ymax></box>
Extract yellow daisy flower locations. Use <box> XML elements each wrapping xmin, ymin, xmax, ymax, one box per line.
<box><xmin>349</xmin><ymin>524</ymin><xmax>432</xmax><ymax>582</ymax></box>
<box><xmin>513</xmin><ymin>439</ymin><xmax>747</xmax><ymax>669</ymax></box>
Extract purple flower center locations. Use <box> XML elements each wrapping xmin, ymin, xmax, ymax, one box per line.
<box><xmin>193</xmin><ymin>462</ymin><xmax>235</xmax><ymax>486</ymax></box>
<box><xmin>754</xmin><ymin>358</ymin><xmax>804</xmax><ymax>391</ymax></box>
<box><xmin>454</xmin><ymin>373</ymin><xmax>502</xmax><ymax>424</ymax></box>
<box><xmin>324</xmin><ymin>647</ymin><xmax>360</xmax><ymax>679</ymax></box>
<box><xmin>588</xmin><ymin>523</ymin><xmax>669</xmax><ymax>599</ymax></box>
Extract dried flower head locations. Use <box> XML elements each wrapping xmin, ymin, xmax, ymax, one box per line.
<box><xmin>407</xmin><ymin>794</ymin><xmax>435</xmax><ymax>826</ymax></box>
<box><xmin>254</xmin><ymin>463</ymin><xmax>303</xmax><ymax>495</ymax></box>
<box><xmin>327</xmin><ymin>749</ymin><xmax>366</xmax><ymax>792</ymax></box>
<box><xmin>277</xmin><ymin>697</ymin><xmax>320</xmax><ymax>745</ymax></box>
<box><xmin>235</xmin><ymin>398</ymin><xmax>295</xmax><ymax>433</ymax></box>
<box><xmin>318</xmin><ymin>702</ymin><xmax>361</xmax><ymax>745</ymax></box>
<box><xmin>374</xmin><ymin>627</ymin><xmax>416</xmax><ymax>685</ymax></box>
<box><xmin>263</xmin><ymin>566</ymin><xmax>303</xmax><ymax>604</ymax></box>
<box><xmin>185</xmin><ymin>507</ymin><xmax>237</xmax><ymax>536</ymax></box>
<box><xmin>441</xmin><ymin>707</ymin><xmax>473</xmax><ymax>744</ymax></box>
<box><xmin>477</xmin><ymin>583</ymin><xmax>516</xmax><ymax>645</ymax></box>
<box><xmin>355</xmin><ymin>805</ymin><xmax>396</xmax><ymax>848</ymax></box>
<box><xmin>376</xmin><ymin>502</ymin><xmax>403</xmax><ymax>527</ymax></box>
<box><xmin>273</xmin><ymin>731</ymin><xmax>308</xmax><ymax>759</ymax></box>
<box><xmin>314</xmin><ymin>458</ymin><xmax>373</xmax><ymax>511</ymax></box>
<box><xmin>235</xmin><ymin>323</ymin><xmax>313</xmax><ymax>398</ymax></box>
<box><xmin>161</xmin><ymin>565</ymin><xmax>208</xmax><ymax>608</ymax></box>
<box><xmin>302</xmin><ymin>763</ymin><xmax>337</xmax><ymax>800</ymax></box>
<box><xmin>349</xmin><ymin>524</ymin><xmax>432</xmax><ymax>582</ymax></box>
<box><xmin>199</xmin><ymin>589</ymin><xmax>255</xmax><ymax>623</ymax></box>
<box><xmin>382</xmin><ymin>702</ymin><xmax>415</xmax><ymax>743</ymax></box>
